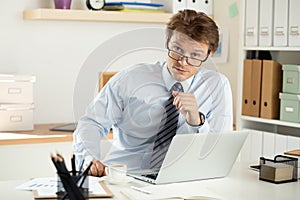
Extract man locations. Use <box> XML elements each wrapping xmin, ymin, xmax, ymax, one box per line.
<box><xmin>73</xmin><ymin>9</ymin><xmax>233</xmax><ymax>177</ymax></box>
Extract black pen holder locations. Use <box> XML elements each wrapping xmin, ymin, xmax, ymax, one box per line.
<box><xmin>57</xmin><ymin>171</ymin><xmax>89</xmax><ymax>200</ymax></box>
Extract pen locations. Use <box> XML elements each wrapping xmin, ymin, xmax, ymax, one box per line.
<box><xmin>78</xmin><ymin>161</ymin><xmax>93</xmax><ymax>188</ymax></box>
<box><xmin>78</xmin><ymin>159</ymin><xmax>85</xmax><ymax>174</ymax></box>
<box><xmin>130</xmin><ymin>186</ymin><xmax>151</xmax><ymax>194</ymax></box>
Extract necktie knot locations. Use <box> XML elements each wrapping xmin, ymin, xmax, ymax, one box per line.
<box><xmin>171</xmin><ymin>82</ymin><xmax>183</xmax><ymax>93</ymax></box>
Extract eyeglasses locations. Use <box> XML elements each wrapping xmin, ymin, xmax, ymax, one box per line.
<box><xmin>167</xmin><ymin>45</ymin><xmax>210</xmax><ymax>67</ymax></box>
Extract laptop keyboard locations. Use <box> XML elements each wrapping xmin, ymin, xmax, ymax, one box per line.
<box><xmin>141</xmin><ymin>173</ymin><xmax>158</xmax><ymax>180</ymax></box>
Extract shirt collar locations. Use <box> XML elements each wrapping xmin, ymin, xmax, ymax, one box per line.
<box><xmin>162</xmin><ymin>63</ymin><xmax>193</xmax><ymax>92</ymax></box>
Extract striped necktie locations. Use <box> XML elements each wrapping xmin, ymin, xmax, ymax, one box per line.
<box><xmin>150</xmin><ymin>82</ymin><xmax>183</xmax><ymax>169</ymax></box>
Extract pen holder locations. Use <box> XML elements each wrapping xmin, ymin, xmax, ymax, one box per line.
<box><xmin>57</xmin><ymin>171</ymin><xmax>89</xmax><ymax>200</ymax></box>
<box><xmin>259</xmin><ymin>155</ymin><xmax>298</xmax><ymax>184</ymax></box>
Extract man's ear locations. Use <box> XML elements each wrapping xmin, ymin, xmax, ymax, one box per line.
<box><xmin>208</xmin><ymin>50</ymin><xmax>212</xmax><ymax>57</ymax></box>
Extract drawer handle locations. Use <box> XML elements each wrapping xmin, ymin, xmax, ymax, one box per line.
<box><xmin>286</xmin><ymin>77</ymin><xmax>294</xmax><ymax>84</ymax></box>
<box><xmin>260</xmin><ymin>27</ymin><xmax>269</xmax><ymax>36</ymax></box>
<box><xmin>290</xmin><ymin>26</ymin><xmax>299</xmax><ymax>36</ymax></box>
<box><xmin>246</xmin><ymin>27</ymin><xmax>255</xmax><ymax>36</ymax></box>
<box><xmin>10</xmin><ymin>115</ymin><xmax>22</xmax><ymax>122</ymax></box>
<box><xmin>285</xmin><ymin>107</ymin><xmax>294</xmax><ymax>113</ymax></box>
<box><xmin>275</xmin><ymin>27</ymin><xmax>285</xmax><ymax>36</ymax></box>
<box><xmin>8</xmin><ymin>88</ymin><xmax>22</xmax><ymax>94</ymax></box>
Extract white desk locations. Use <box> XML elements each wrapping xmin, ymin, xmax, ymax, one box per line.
<box><xmin>1</xmin><ymin>162</ymin><xmax>299</xmax><ymax>200</ymax></box>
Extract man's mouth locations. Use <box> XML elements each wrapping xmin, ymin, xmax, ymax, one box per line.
<box><xmin>173</xmin><ymin>66</ymin><xmax>187</xmax><ymax>73</ymax></box>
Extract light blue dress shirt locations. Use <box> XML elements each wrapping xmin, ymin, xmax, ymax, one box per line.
<box><xmin>73</xmin><ymin>62</ymin><xmax>233</xmax><ymax>170</ymax></box>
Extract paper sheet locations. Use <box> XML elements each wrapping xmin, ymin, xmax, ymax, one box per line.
<box><xmin>16</xmin><ymin>176</ymin><xmax>107</xmax><ymax>196</ymax></box>
<box><xmin>120</xmin><ymin>182</ymin><xmax>222</xmax><ymax>200</ymax></box>
<box><xmin>16</xmin><ymin>177</ymin><xmax>57</xmax><ymax>191</ymax></box>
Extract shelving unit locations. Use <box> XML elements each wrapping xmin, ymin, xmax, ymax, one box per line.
<box><xmin>236</xmin><ymin>0</ymin><xmax>300</xmax><ymax>137</ymax></box>
<box><xmin>23</xmin><ymin>8</ymin><xmax>173</xmax><ymax>24</ymax></box>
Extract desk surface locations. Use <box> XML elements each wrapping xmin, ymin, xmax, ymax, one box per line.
<box><xmin>2</xmin><ymin>162</ymin><xmax>299</xmax><ymax>200</ymax></box>
<box><xmin>0</xmin><ymin>124</ymin><xmax>113</xmax><ymax>146</ymax></box>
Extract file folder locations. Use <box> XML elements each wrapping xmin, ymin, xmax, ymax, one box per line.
<box><xmin>273</xmin><ymin>0</ymin><xmax>288</xmax><ymax>46</ymax></box>
<box><xmin>242</xmin><ymin>59</ymin><xmax>252</xmax><ymax>116</ymax></box>
<box><xmin>244</xmin><ymin>0</ymin><xmax>259</xmax><ymax>46</ymax></box>
<box><xmin>288</xmin><ymin>0</ymin><xmax>300</xmax><ymax>46</ymax></box>
<box><xmin>251</xmin><ymin>59</ymin><xmax>263</xmax><ymax>117</ymax></box>
<box><xmin>242</xmin><ymin>59</ymin><xmax>263</xmax><ymax>117</ymax></box>
<box><xmin>260</xmin><ymin>60</ymin><xmax>283</xmax><ymax>119</ymax></box>
<box><xmin>259</xmin><ymin>0</ymin><xmax>273</xmax><ymax>47</ymax></box>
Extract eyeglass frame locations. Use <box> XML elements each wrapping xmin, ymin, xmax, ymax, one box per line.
<box><xmin>166</xmin><ymin>42</ymin><xmax>211</xmax><ymax>67</ymax></box>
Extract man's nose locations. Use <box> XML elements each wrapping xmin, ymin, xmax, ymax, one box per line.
<box><xmin>177</xmin><ymin>56</ymin><xmax>189</xmax><ymax>65</ymax></box>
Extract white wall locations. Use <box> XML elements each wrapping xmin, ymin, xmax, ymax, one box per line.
<box><xmin>0</xmin><ymin>0</ymin><xmax>240</xmax><ymax>124</ymax></box>
<box><xmin>213</xmin><ymin>0</ymin><xmax>240</xmax><ymax>124</ymax></box>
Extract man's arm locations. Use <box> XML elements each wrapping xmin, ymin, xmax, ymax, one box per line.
<box><xmin>205</xmin><ymin>76</ymin><xmax>233</xmax><ymax>132</ymax></box>
<box><xmin>73</xmin><ymin>77</ymin><xmax>124</xmax><ymax>176</ymax></box>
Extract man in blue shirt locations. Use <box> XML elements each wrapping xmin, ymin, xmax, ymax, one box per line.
<box><xmin>73</xmin><ymin>9</ymin><xmax>233</xmax><ymax>177</ymax></box>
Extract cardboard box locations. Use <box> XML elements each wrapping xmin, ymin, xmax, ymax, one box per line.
<box><xmin>282</xmin><ymin>65</ymin><xmax>300</xmax><ymax>94</ymax></box>
<box><xmin>280</xmin><ymin>93</ymin><xmax>300</xmax><ymax>123</ymax></box>
<box><xmin>0</xmin><ymin>104</ymin><xmax>34</xmax><ymax>131</ymax></box>
<box><xmin>0</xmin><ymin>74</ymin><xmax>36</xmax><ymax>103</ymax></box>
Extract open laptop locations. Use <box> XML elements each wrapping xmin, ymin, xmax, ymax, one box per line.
<box><xmin>128</xmin><ymin>130</ymin><xmax>249</xmax><ymax>184</ymax></box>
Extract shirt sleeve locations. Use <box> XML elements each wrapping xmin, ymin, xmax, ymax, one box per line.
<box><xmin>73</xmin><ymin>75</ymin><xmax>124</xmax><ymax>167</ymax></box>
<box><xmin>198</xmin><ymin>75</ymin><xmax>233</xmax><ymax>133</ymax></box>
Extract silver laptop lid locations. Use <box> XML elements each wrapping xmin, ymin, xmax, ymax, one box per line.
<box><xmin>154</xmin><ymin>130</ymin><xmax>249</xmax><ymax>184</ymax></box>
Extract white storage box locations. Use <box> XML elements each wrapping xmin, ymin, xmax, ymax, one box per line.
<box><xmin>0</xmin><ymin>104</ymin><xmax>34</xmax><ymax>131</ymax></box>
<box><xmin>0</xmin><ymin>74</ymin><xmax>36</xmax><ymax>103</ymax></box>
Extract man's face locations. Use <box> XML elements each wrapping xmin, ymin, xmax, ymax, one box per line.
<box><xmin>166</xmin><ymin>31</ymin><xmax>210</xmax><ymax>82</ymax></box>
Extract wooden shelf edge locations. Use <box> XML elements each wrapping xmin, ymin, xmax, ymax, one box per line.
<box><xmin>23</xmin><ymin>8</ymin><xmax>173</xmax><ymax>24</ymax></box>
<box><xmin>0</xmin><ymin>135</ymin><xmax>73</xmax><ymax>146</ymax></box>
<box><xmin>0</xmin><ymin>123</ymin><xmax>113</xmax><ymax>146</ymax></box>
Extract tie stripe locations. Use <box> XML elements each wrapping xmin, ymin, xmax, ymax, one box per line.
<box><xmin>150</xmin><ymin>82</ymin><xmax>183</xmax><ymax>169</ymax></box>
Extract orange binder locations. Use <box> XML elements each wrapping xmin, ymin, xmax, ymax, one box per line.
<box><xmin>242</xmin><ymin>59</ymin><xmax>263</xmax><ymax>117</ymax></box>
<box><xmin>260</xmin><ymin>60</ymin><xmax>283</xmax><ymax>119</ymax></box>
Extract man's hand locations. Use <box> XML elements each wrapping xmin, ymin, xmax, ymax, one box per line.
<box><xmin>88</xmin><ymin>159</ymin><xmax>106</xmax><ymax>177</ymax></box>
<box><xmin>172</xmin><ymin>91</ymin><xmax>201</xmax><ymax>126</ymax></box>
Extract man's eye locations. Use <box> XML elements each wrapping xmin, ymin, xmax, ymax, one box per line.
<box><xmin>173</xmin><ymin>46</ymin><xmax>183</xmax><ymax>53</ymax></box>
<box><xmin>191</xmin><ymin>52</ymin><xmax>201</xmax><ymax>58</ymax></box>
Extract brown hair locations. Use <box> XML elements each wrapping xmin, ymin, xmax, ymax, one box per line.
<box><xmin>166</xmin><ymin>9</ymin><xmax>219</xmax><ymax>53</ymax></box>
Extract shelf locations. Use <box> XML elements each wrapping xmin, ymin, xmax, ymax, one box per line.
<box><xmin>241</xmin><ymin>115</ymin><xmax>300</xmax><ymax>129</ymax></box>
<box><xmin>23</xmin><ymin>8</ymin><xmax>173</xmax><ymax>24</ymax></box>
<box><xmin>242</xmin><ymin>46</ymin><xmax>300</xmax><ymax>51</ymax></box>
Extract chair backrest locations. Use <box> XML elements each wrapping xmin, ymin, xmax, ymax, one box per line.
<box><xmin>98</xmin><ymin>71</ymin><xmax>118</xmax><ymax>92</ymax></box>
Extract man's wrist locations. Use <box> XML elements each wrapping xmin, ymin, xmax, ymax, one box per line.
<box><xmin>186</xmin><ymin>112</ymin><xmax>205</xmax><ymax>127</ymax></box>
